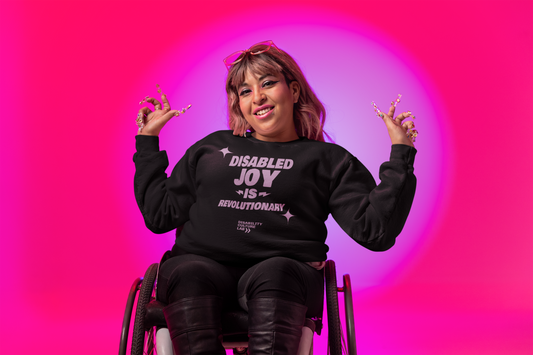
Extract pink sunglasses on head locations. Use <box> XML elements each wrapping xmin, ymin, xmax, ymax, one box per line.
<box><xmin>223</xmin><ymin>40</ymin><xmax>280</xmax><ymax>71</ymax></box>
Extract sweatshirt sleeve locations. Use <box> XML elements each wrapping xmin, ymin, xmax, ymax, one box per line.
<box><xmin>329</xmin><ymin>144</ymin><xmax>417</xmax><ymax>251</ymax></box>
<box><xmin>133</xmin><ymin>135</ymin><xmax>197</xmax><ymax>234</ymax></box>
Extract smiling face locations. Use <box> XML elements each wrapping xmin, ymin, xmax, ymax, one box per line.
<box><xmin>238</xmin><ymin>70</ymin><xmax>300</xmax><ymax>142</ymax></box>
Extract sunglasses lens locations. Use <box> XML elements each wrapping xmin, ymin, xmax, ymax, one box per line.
<box><xmin>224</xmin><ymin>41</ymin><xmax>277</xmax><ymax>70</ymax></box>
<box><xmin>250</xmin><ymin>41</ymin><xmax>273</xmax><ymax>54</ymax></box>
<box><xmin>224</xmin><ymin>51</ymin><xmax>246</xmax><ymax>67</ymax></box>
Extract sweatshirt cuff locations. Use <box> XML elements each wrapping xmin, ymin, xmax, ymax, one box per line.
<box><xmin>135</xmin><ymin>135</ymin><xmax>160</xmax><ymax>152</ymax></box>
<box><xmin>390</xmin><ymin>144</ymin><xmax>417</xmax><ymax>165</ymax></box>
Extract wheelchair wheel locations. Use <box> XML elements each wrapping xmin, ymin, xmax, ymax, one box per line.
<box><xmin>325</xmin><ymin>260</ymin><xmax>343</xmax><ymax>355</ymax></box>
<box><xmin>131</xmin><ymin>263</ymin><xmax>159</xmax><ymax>355</ymax></box>
<box><xmin>119</xmin><ymin>277</ymin><xmax>142</xmax><ymax>355</ymax></box>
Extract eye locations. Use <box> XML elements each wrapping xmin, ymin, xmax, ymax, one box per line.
<box><xmin>262</xmin><ymin>80</ymin><xmax>279</xmax><ymax>88</ymax></box>
<box><xmin>239</xmin><ymin>88</ymin><xmax>251</xmax><ymax>96</ymax></box>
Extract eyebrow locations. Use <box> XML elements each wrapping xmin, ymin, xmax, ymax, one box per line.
<box><xmin>239</xmin><ymin>73</ymin><xmax>275</xmax><ymax>89</ymax></box>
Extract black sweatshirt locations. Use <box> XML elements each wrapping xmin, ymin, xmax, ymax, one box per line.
<box><xmin>134</xmin><ymin>130</ymin><xmax>417</xmax><ymax>265</ymax></box>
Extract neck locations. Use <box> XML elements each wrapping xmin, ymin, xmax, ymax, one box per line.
<box><xmin>251</xmin><ymin>130</ymin><xmax>299</xmax><ymax>142</ymax></box>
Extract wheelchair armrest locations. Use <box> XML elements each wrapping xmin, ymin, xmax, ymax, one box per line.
<box><xmin>144</xmin><ymin>300</ymin><xmax>168</xmax><ymax>330</ymax></box>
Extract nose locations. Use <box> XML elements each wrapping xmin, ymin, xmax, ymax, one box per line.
<box><xmin>252</xmin><ymin>88</ymin><xmax>266</xmax><ymax>105</ymax></box>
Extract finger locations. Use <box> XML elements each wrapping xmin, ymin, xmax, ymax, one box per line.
<box><xmin>387</xmin><ymin>102</ymin><xmax>396</xmax><ymax>119</ymax></box>
<box><xmin>381</xmin><ymin>113</ymin><xmax>396</xmax><ymax>132</ymax></box>
<box><xmin>146</xmin><ymin>97</ymin><xmax>162</xmax><ymax>110</ymax></box>
<box><xmin>155</xmin><ymin>110</ymin><xmax>181</xmax><ymax>128</ymax></box>
<box><xmin>160</xmin><ymin>92</ymin><xmax>171</xmax><ymax>112</ymax></box>
<box><xmin>138</xmin><ymin>107</ymin><xmax>152</xmax><ymax>124</ymax></box>
<box><xmin>402</xmin><ymin>121</ymin><xmax>415</xmax><ymax>130</ymax></box>
<box><xmin>395</xmin><ymin>111</ymin><xmax>413</xmax><ymax>123</ymax></box>
<box><xmin>156</xmin><ymin>84</ymin><xmax>171</xmax><ymax>112</ymax></box>
<box><xmin>139</xmin><ymin>107</ymin><xmax>152</xmax><ymax>116</ymax></box>
<box><xmin>139</xmin><ymin>110</ymin><xmax>179</xmax><ymax>136</ymax></box>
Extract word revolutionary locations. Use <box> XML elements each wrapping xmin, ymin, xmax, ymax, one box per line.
<box><xmin>229</xmin><ymin>156</ymin><xmax>294</xmax><ymax>170</ymax></box>
<box><xmin>218</xmin><ymin>200</ymin><xmax>285</xmax><ymax>212</ymax></box>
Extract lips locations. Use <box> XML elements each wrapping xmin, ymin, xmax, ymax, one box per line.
<box><xmin>253</xmin><ymin>105</ymin><xmax>274</xmax><ymax>115</ymax></box>
<box><xmin>255</xmin><ymin>107</ymin><xmax>274</xmax><ymax>120</ymax></box>
<box><xmin>255</xmin><ymin>107</ymin><xmax>273</xmax><ymax>116</ymax></box>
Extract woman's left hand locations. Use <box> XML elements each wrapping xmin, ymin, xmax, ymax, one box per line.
<box><xmin>373</xmin><ymin>97</ymin><xmax>417</xmax><ymax>148</ymax></box>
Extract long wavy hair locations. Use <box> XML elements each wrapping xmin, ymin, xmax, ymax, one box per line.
<box><xmin>225</xmin><ymin>43</ymin><xmax>329</xmax><ymax>142</ymax></box>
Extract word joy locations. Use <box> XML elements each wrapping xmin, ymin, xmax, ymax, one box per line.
<box><xmin>234</xmin><ymin>169</ymin><xmax>280</xmax><ymax>187</ymax></box>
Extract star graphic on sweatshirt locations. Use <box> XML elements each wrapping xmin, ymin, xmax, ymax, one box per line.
<box><xmin>219</xmin><ymin>147</ymin><xmax>232</xmax><ymax>157</ymax></box>
<box><xmin>282</xmin><ymin>210</ymin><xmax>295</xmax><ymax>223</ymax></box>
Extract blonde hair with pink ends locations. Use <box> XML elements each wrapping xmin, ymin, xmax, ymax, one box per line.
<box><xmin>225</xmin><ymin>44</ymin><xmax>329</xmax><ymax>142</ymax></box>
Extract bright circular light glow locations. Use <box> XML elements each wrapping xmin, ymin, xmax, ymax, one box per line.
<box><xmin>127</xmin><ymin>17</ymin><xmax>449</xmax><ymax>290</ymax></box>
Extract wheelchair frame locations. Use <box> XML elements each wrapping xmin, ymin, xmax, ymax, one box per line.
<box><xmin>119</xmin><ymin>260</ymin><xmax>356</xmax><ymax>355</ymax></box>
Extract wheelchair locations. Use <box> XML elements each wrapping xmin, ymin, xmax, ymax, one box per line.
<box><xmin>119</xmin><ymin>259</ymin><xmax>356</xmax><ymax>355</ymax></box>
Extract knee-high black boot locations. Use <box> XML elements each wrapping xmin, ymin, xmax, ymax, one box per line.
<box><xmin>163</xmin><ymin>295</ymin><xmax>226</xmax><ymax>355</ymax></box>
<box><xmin>247</xmin><ymin>297</ymin><xmax>308</xmax><ymax>355</ymax></box>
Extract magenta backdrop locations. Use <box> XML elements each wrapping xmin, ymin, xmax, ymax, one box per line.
<box><xmin>1</xmin><ymin>0</ymin><xmax>532</xmax><ymax>354</ymax></box>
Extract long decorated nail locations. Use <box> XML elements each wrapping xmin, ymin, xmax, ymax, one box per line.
<box><xmin>371</xmin><ymin>101</ymin><xmax>382</xmax><ymax>117</ymax></box>
<box><xmin>175</xmin><ymin>104</ymin><xmax>192</xmax><ymax>116</ymax></box>
<box><xmin>393</xmin><ymin>94</ymin><xmax>402</xmax><ymax>107</ymax></box>
<box><xmin>139</xmin><ymin>96</ymin><xmax>150</xmax><ymax>105</ymax></box>
<box><xmin>406</xmin><ymin>129</ymin><xmax>418</xmax><ymax>142</ymax></box>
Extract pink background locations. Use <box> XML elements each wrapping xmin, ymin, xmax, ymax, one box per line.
<box><xmin>1</xmin><ymin>0</ymin><xmax>531</xmax><ymax>354</ymax></box>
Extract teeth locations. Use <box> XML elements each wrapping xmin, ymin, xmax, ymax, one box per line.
<box><xmin>255</xmin><ymin>107</ymin><xmax>272</xmax><ymax>116</ymax></box>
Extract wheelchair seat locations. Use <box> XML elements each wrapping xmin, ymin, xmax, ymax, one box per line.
<box><xmin>119</xmin><ymin>259</ymin><xmax>356</xmax><ymax>355</ymax></box>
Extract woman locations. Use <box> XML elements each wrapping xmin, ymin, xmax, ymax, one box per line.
<box><xmin>133</xmin><ymin>40</ymin><xmax>417</xmax><ymax>355</ymax></box>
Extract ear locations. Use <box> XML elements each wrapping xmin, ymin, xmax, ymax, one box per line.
<box><xmin>290</xmin><ymin>81</ymin><xmax>301</xmax><ymax>103</ymax></box>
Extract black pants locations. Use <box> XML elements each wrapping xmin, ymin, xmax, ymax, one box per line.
<box><xmin>157</xmin><ymin>255</ymin><xmax>324</xmax><ymax>317</ymax></box>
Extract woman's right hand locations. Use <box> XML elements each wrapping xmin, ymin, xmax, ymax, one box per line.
<box><xmin>136</xmin><ymin>87</ymin><xmax>189</xmax><ymax>136</ymax></box>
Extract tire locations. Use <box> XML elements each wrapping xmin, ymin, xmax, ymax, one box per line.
<box><xmin>325</xmin><ymin>260</ymin><xmax>342</xmax><ymax>355</ymax></box>
<box><xmin>343</xmin><ymin>274</ymin><xmax>356</xmax><ymax>355</ymax></box>
<box><xmin>119</xmin><ymin>277</ymin><xmax>143</xmax><ymax>355</ymax></box>
<box><xmin>131</xmin><ymin>263</ymin><xmax>159</xmax><ymax>355</ymax></box>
